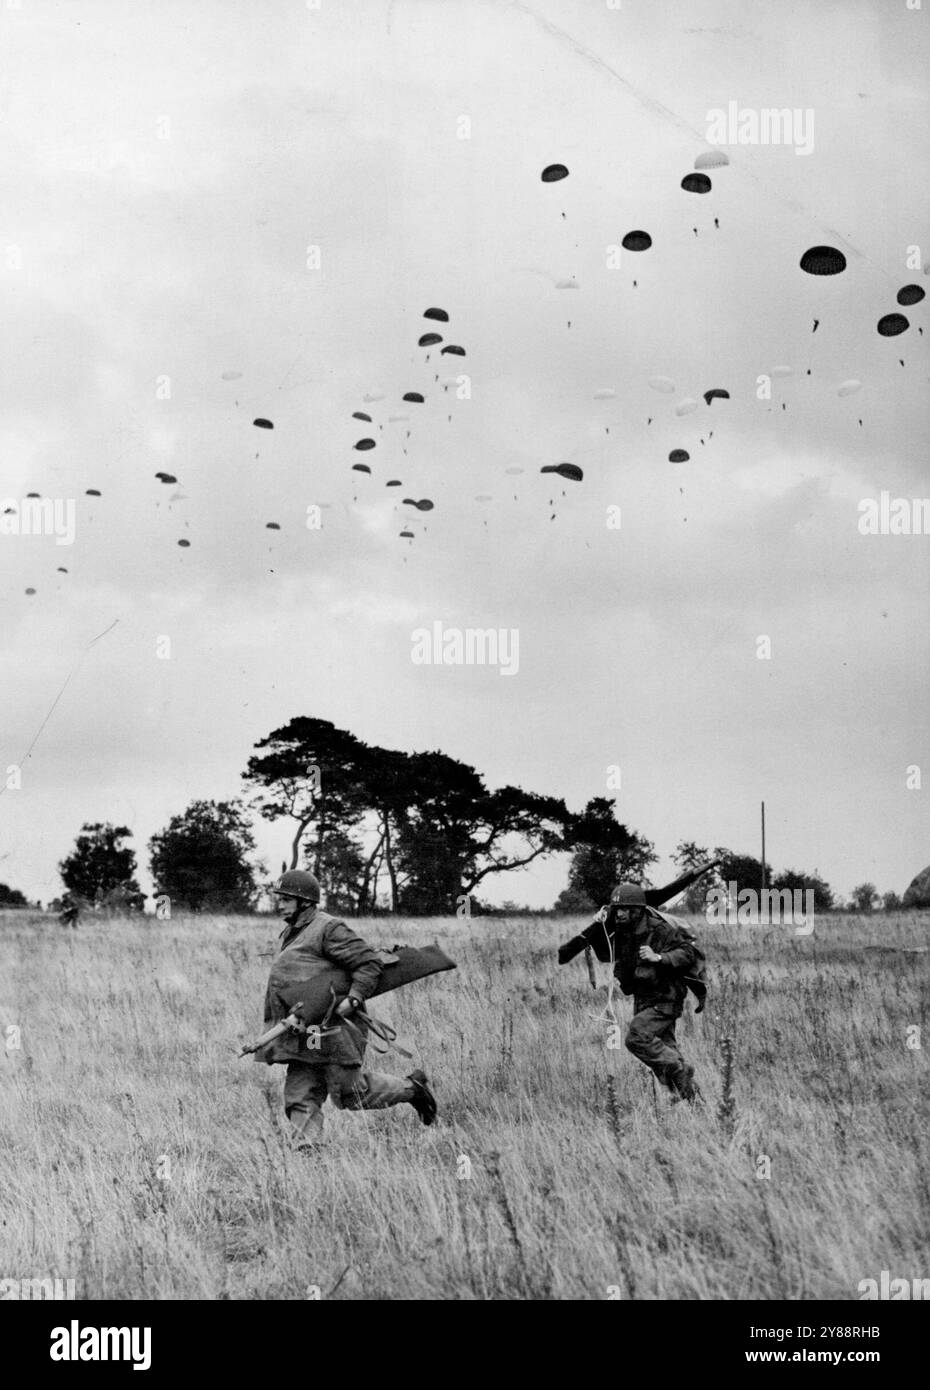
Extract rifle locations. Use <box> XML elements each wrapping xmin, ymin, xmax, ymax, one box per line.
<box><xmin>238</xmin><ymin>992</ymin><xmax>341</xmax><ymax>1058</ymax></box>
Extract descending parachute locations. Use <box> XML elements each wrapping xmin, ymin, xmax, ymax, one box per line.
<box><xmin>877</xmin><ymin>313</ymin><xmax>909</xmax><ymax>337</ymax></box>
<box><xmin>352</xmin><ymin>411</ymin><xmax>372</xmax><ymax>422</ymax></box>
<box><xmin>676</xmin><ymin>398</ymin><xmax>699</xmax><ymax>416</ymax></box>
<box><xmin>354</xmin><ymin>438</ymin><xmax>376</xmax><ymax>450</ymax></box>
<box><xmin>897</xmin><ymin>285</ymin><xmax>925</xmax><ymax>306</ymax></box>
<box><xmin>800</xmin><ymin>246</ymin><xmax>846</xmax><ymax>275</ymax></box>
<box><xmin>694</xmin><ymin>150</ymin><xmax>729</xmax><ymax>170</ymax></box>
<box><xmin>25</xmin><ymin>588</ymin><xmax>36</xmax><ymax>595</ymax></box>
<box><xmin>541</xmin><ymin>463</ymin><xmax>583</xmax><ymax>482</ymax></box>
<box><xmin>423</xmin><ymin>307</ymin><xmax>449</xmax><ymax>322</ymax></box>
<box><xmin>669</xmin><ymin>449</ymin><xmax>690</xmax><ymax>463</ymax></box>
<box><xmin>418</xmin><ymin>333</ymin><xmax>443</xmax><ymax>347</ymax></box>
<box><xmin>440</xmin><ymin>345</ymin><xmax>466</xmax><ymax>356</ymax></box>
<box><xmin>681</xmin><ymin>172</ymin><xmax>712</xmax><ymax>194</ymax></box>
<box><xmin>160</xmin><ymin>474</ymin><xmax>178</xmax><ymax>484</ymax></box>
<box><xmin>703</xmin><ymin>389</ymin><xmax>730</xmax><ymax>405</ymax></box>
<box><xmin>541</xmin><ymin>164</ymin><xmax>569</xmax><ymax>182</ymax></box>
<box><xmin>403</xmin><ymin>498</ymin><xmax>434</xmax><ymax>511</ymax></box>
<box><xmin>253</xmin><ymin>418</ymin><xmax>274</xmax><ymax>429</ymax></box>
<box><xmin>57</xmin><ymin>567</ymin><xmax>67</xmax><ymax>573</ymax></box>
<box><xmin>85</xmin><ymin>489</ymin><xmax>101</xmax><ymax>496</ymax></box>
<box><xmin>399</xmin><ymin>529</ymin><xmax>415</xmax><ymax>539</ymax></box>
<box><xmin>26</xmin><ymin>492</ymin><xmax>40</xmax><ymax>498</ymax></box>
<box><xmin>352</xmin><ymin>463</ymin><xmax>372</xmax><ymax>474</ymax></box>
<box><xmin>177</xmin><ymin>539</ymin><xmax>191</xmax><ymax>547</ymax></box>
<box><xmin>838</xmin><ymin>379</ymin><xmax>862</xmax><ymax>397</ymax></box>
<box><xmin>649</xmin><ymin>376</ymin><xmax>676</xmax><ymax>393</ymax></box>
<box><xmin>386</xmin><ymin>479</ymin><xmax>403</xmax><ymax>487</ymax></box>
<box><xmin>621</xmin><ymin>230</ymin><xmax>652</xmax><ymax>251</ymax></box>
<box><xmin>265</xmin><ymin>522</ymin><xmax>280</xmax><ymax>530</ymax></box>
<box><xmin>402</xmin><ymin>392</ymin><xmax>425</xmax><ymax>403</ymax></box>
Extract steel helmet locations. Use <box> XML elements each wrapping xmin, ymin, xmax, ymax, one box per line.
<box><xmin>273</xmin><ymin>869</ymin><xmax>321</xmax><ymax>903</ymax></box>
<box><xmin>610</xmin><ymin>882</ymin><xmax>647</xmax><ymax>907</ymax></box>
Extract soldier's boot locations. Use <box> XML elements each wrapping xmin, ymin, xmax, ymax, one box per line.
<box><xmin>406</xmin><ymin>1069</ymin><xmax>437</xmax><ymax>1126</ymax></box>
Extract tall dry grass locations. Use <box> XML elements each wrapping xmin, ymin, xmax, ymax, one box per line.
<box><xmin>0</xmin><ymin>908</ymin><xmax>927</xmax><ymax>1300</ymax></box>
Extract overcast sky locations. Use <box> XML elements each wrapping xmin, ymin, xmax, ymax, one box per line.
<box><xmin>1</xmin><ymin>0</ymin><xmax>928</xmax><ymax>908</ymax></box>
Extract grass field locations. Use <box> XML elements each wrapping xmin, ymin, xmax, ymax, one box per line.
<box><xmin>1</xmin><ymin>908</ymin><xmax>927</xmax><ymax>1300</ymax></box>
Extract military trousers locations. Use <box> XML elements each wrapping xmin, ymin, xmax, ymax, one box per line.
<box><xmin>284</xmin><ymin>1061</ymin><xmax>415</xmax><ymax>1144</ymax></box>
<box><xmin>624</xmin><ymin>1002</ymin><xmax>692</xmax><ymax>1096</ymax></box>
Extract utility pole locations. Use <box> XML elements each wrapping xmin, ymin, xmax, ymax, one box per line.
<box><xmin>760</xmin><ymin>801</ymin><xmax>767</xmax><ymax>896</ymax></box>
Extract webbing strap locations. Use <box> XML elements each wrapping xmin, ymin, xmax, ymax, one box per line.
<box><xmin>343</xmin><ymin>1011</ymin><xmax>414</xmax><ymax>1060</ymax></box>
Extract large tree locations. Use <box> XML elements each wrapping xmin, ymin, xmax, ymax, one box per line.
<box><xmin>243</xmin><ymin>717</ymin><xmax>370</xmax><ymax>875</ymax></box>
<box><xmin>772</xmin><ymin>867</ymin><xmax>835</xmax><ymax>913</ymax></box>
<box><xmin>393</xmin><ymin>751</ymin><xmax>570</xmax><ymax>914</ymax></box>
<box><xmin>58</xmin><ymin>823</ymin><xmax>143</xmax><ymax>911</ymax></box>
<box><xmin>0</xmin><ymin>883</ymin><xmax>29</xmax><ymax>908</ymax></box>
<box><xmin>149</xmin><ymin>800</ymin><xmax>257</xmax><ymax>912</ymax></box>
<box><xmin>245</xmin><ymin>719</ymin><xmax>573</xmax><ymax>915</ymax></box>
<box><xmin>713</xmin><ymin>848</ymin><xmax>766</xmax><ymax>899</ymax></box>
<box><xmin>561</xmin><ymin>798</ymin><xmax>657</xmax><ymax>907</ymax></box>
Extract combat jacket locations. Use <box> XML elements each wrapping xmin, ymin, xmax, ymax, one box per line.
<box><xmin>614</xmin><ymin>910</ymin><xmax>697</xmax><ymax>1011</ymax></box>
<box><xmin>257</xmin><ymin>905</ymin><xmax>383</xmax><ymax>1066</ymax></box>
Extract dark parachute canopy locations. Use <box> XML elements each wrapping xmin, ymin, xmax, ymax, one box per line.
<box><xmin>703</xmin><ymin>388</ymin><xmax>730</xmax><ymax>405</ymax></box>
<box><xmin>621</xmin><ymin>230</ymin><xmax>652</xmax><ymax>252</ymax></box>
<box><xmin>386</xmin><ymin>479</ymin><xmax>402</xmax><ymax>487</ymax></box>
<box><xmin>399</xmin><ymin>529</ymin><xmax>416</xmax><ymax>539</ymax></box>
<box><xmin>354</xmin><ymin>438</ymin><xmax>376</xmax><ymax>450</ymax></box>
<box><xmin>669</xmin><ymin>449</ymin><xmax>690</xmax><ymax>463</ymax></box>
<box><xmin>441</xmin><ymin>344</ymin><xmax>466</xmax><ymax>356</ymax></box>
<box><xmin>423</xmin><ymin>307</ymin><xmax>449</xmax><ymax>321</ymax></box>
<box><xmin>403</xmin><ymin>392</ymin><xmax>425</xmax><ymax>403</ymax></box>
<box><xmin>352</xmin><ymin>411</ymin><xmax>372</xmax><ymax>422</ymax></box>
<box><xmin>177</xmin><ymin>539</ymin><xmax>191</xmax><ymax>547</ymax></box>
<box><xmin>25</xmin><ymin>587</ymin><xmax>36</xmax><ymax>595</ymax></box>
<box><xmin>265</xmin><ymin>522</ymin><xmax>280</xmax><ymax>530</ymax></box>
<box><xmin>402</xmin><ymin>498</ymin><xmax>434</xmax><ymax>511</ymax></box>
<box><xmin>799</xmin><ymin>246</ymin><xmax>846</xmax><ymax>275</ymax></box>
<box><xmin>85</xmin><ymin>489</ymin><xmax>101</xmax><ymax>496</ymax></box>
<box><xmin>352</xmin><ymin>463</ymin><xmax>372</xmax><ymax>474</ymax></box>
<box><xmin>253</xmin><ymin>418</ymin><xmax>274</xmax><ymax>429</ymax></box>
<box><xmin>877</xmin><ymin>313</ymin><xmax>909</xmax><ymax>337</ymax></box>
<box><xmin>418</xmin><ymin>333</ymin><xmax>443</xmax><ymax>347</ymax></box>
<box><xmin>541</xmin><ymin>164</ymin><xmax>569</xmax><ymax>182</ymax></box>
<box><xmin>897</xmin><ymin>284</ymin><xmax>925</xmax><ymax>306</ymax></box>
<box><xmin>681</xmin><ymin>172</ymin><xmax>712</xmax><ymax>194</ymax></box>
<box><xmin>541</xmin><ymin>463</ymin><xmax>583</xmax><ymax>482</ymax></box>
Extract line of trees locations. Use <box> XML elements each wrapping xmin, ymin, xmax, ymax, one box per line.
<box><xmin>2</xmin><ymin>712</ymin><xmax>925</xmax><ymax>917</ymax></box>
